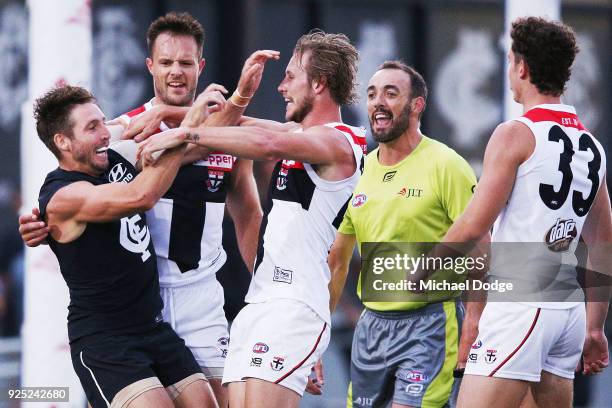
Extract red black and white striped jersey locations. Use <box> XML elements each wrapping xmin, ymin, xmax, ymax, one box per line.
<box><xmin>120</xmin><ymin>100</ymin><xmax>235</xmax><ymax>287</ymax></box>
<box><xmin>245</xmin><ymin>122</ymin><xmax>367</xmax><ymax>324</ymax></box>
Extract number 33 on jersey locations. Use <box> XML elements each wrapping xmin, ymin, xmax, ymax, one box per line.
<box><xmin>492</xmin><ymin>104</ymin><xmax>606</xmax><ymax>247</ymax></box>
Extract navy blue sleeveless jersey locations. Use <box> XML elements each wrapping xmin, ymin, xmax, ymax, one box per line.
<box><xmin>38</xmin><ymin>150</ymin><xmax>162</xmax><ymax>346</ymax></box>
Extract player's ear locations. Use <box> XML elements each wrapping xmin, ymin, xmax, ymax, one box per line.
<box><xmin>411</xmin><ymin>97</ymin><xmax>425</xmax><ymax>117</ymax></box>
<box><xmin>54</xmin><ymin>132</ymin><xmax>71</xmax><ymax>153</ymax></box>
<box><xmin>199</xmin><ymin>58</ymin><xmax>206</xmax><ymax>74</ymax></box>
<box><xmin>312</xmin><ymin>76</ymin><xmax>327</xmax><ymax>95</ymax></box>
<box><xmin>146</xmin><ymin>57</ymin><xmax>154</xmax><ymax>75</ymax></box>
<box><xmin>518</xmin><ymin>59</ymin><xmax>529</xmax><ymax>80</ymax></box>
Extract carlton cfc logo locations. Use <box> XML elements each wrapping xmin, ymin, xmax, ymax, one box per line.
<box><xmin>352</xmin><ymin>193</ymin><xmax>367</xmax><ymax>207</ymax></box>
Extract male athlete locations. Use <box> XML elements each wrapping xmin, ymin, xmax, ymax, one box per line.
<box><xmin>19</xmin><ymin>13</ymin><xmax>273</xmax><ymax>407</ymax></box>
<box><xmin>440</xmin><ymin>17</ymin><xmax>610</xmax><ymax>408</ymax></box>
<box><xmin>327</xmin><ymin>61</ymin><xmax>482</xmax><ymax>408</ymax></box>
<box><xmin>138</xmin><ymin>30</ymin><xmax>366</xmax><ymax>408</ymax></box>
<box><xmin>33</xmin><ymin>85</ymin><xmax>216</xmax><ymax>408</ymax></box>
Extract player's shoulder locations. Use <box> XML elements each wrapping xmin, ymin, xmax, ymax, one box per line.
<box><xmin>121</xmin><ymin>104</ymin><xmax>147</xmax><ymax>118</ymax></box>
<box><xmin>495</xmin><ymin>119</ymin><xmax>532</xmax><ymax>139</ymax></box>
<box><xmin>490</xmin><ymin>120</ymin><xmax>534</xmax><ymax>150</ymax></box>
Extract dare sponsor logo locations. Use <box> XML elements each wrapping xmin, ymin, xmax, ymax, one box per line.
<box><xmin>468</xmin><ymin>353</ymin><xmax>478</xmax><ymax>363</ymax></box>
<box><xmin>250</xmin><ymin>357</ymin><xmax>262</xmax><ymax>367</ymax></box>
<box><xmin>545</xmin><ymin>218</ymin><xmax>577</xmax><ymax>252</ymax></box>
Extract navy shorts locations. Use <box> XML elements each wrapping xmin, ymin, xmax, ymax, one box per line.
<box><xmin>71</xmin><ymin>322</ymin><xmax>201</xmax><ymax>408</ymax></box>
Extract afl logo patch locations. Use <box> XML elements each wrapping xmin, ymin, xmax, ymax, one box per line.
<box><xmin>352</xmin><ymin>194</ymin><xmax>367</xmax><ymax>208</ymax></box>
<box><xmin>252</xmin><ymin>342</ymin><xmax>269</xmax><ymax>354</ymax></box>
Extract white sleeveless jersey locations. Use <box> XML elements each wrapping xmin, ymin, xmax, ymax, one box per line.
<box><xmin>245</xmin><ymin>123</ymin><xmax>367</xmax><ymax>324</ymax></box>
<box><xmin>491</xmin><ymin>104</ymin><xmax>606</xmax><ymax>308</ymax></box>
<box><xmin>119</xmin><ymin>100</ymin><xmax>234</xmax><ymax>287</ymax></box>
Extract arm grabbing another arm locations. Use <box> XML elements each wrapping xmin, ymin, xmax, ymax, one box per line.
<box><xmin>46</xmin><ymin>145</ymin><xmax>186</xmax><ymax>243</ymax></box>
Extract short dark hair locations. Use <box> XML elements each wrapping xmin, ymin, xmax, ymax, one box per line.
<box><xmin>294</xmin><ymin>29</ymin><xmax>359</xmax><ymax>106</ymax></box>
<box><xmin>511</xmin><ymin>17</ymin><xmax>578</xmax><ymax>96</ymax></box>
<box><xmin>33</xmin><ymin>85</ymin><xmax>95</xmax><ymax>158</ymax></box>
<box><xmin>377</xmin><ymin>60</ymin><xmax>428</xmax><ymax>116</ymax></box>
<box><xmin>147</xmin><ymin>12</ymin><xmax>205</xmax><ymax>57</ymax></box>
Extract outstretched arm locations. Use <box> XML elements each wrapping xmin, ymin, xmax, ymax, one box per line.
<box><xmin>46</xmin><ymin>145</ymin><xmax>186</xmax><ymax>244</ymax></box>
<box><xmin>138</xmin><ymin>123</ymin><xmax>353</xmax><ymax>167</ymax></box>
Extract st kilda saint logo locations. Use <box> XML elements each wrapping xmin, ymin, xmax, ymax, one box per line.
<box><xmin>276</xmin><ymin>160</ymin><xmax>296</xmax><ymax>191</ymax></box>
<box><xmin>206</xmin><ymin>169</ymin><xmax>225</xmax><ymax>193</ymax></box>
<box><xmin>270</xmin><ymin>356</ymin><xmax>285</xmax><ymax>371</ymax></box>
<box><xmin>545</xmin><ymin>218</ymin><xmax>577</xmax><ymax>252</ymax></box>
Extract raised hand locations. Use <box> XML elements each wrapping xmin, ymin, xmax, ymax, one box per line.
<box><xmin>236</xmin><ymin>50</ymin><xmax>280</xmax><ymax>99</ymax></box>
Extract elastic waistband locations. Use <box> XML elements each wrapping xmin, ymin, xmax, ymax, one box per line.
<box><xmin>365</xmin><ymin>299</ymin><xmax>460</xmax><ymax>320</ymax></box>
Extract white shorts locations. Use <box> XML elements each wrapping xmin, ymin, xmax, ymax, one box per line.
<box><xmin>222</xmin><ymin>299</ymin><xmax>330</xmax><ymax>396</ymax></box>
<box><xmin>465</xmin><ymin>302</ymin><xmax>585</xmax><ymax>381</ymax></box>
<box><xmin>161</xmin><ymin>275</ymin><xmax>229</xmax><ymax>379</ymax></box>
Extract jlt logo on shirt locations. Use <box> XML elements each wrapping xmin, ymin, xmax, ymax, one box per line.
<box><xmin>119</xmin><ymin>214</ymin><xmax>151</xmax><ymax>262</ymax></box>
<box><xmin>397</xmin><ymin>187</ymin><xmax>424</xmax><ymax>198</ymax></box>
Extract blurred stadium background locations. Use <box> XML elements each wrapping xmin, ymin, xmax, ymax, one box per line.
<box><xmin>0</xmin><ymin>0</ymin><xmax>610</xmax><ymax>406</ymax></box>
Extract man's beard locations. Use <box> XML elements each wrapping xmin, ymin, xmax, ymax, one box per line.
<box><xmin>371</xmin><ymin>105</ymin><xmax>411</xmax><ymax>144</ymax></box>
<box><xmin>73</xmin><ymin>143</ymin><xmax>107</xmax><ymax>174</ymax></box>
<box><xmin>288</xmin><ymin>94</ymin><xmax>314</xmax><ymax>123</ymax></box>
<box><xmin>156</xmin><ymin>80</ymin><xmax>195</xmax><ymax>107</ymax></box>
